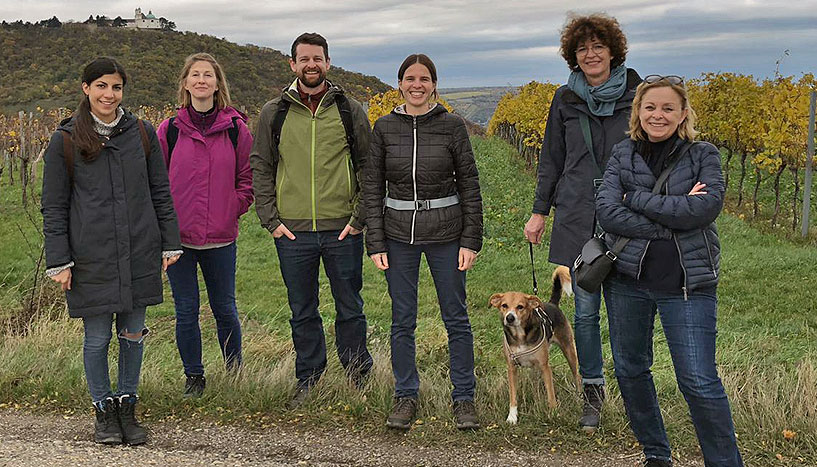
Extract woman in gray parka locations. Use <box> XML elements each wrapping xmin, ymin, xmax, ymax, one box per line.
<box><xmin>41</xmin><ymin>57</ymin><xmax>181</xmax><ymax>446</ymax></box>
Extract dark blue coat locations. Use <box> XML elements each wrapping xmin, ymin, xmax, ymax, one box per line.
<box><xmin>595</xmin><ymin>138</ymin><xmax>724</xmax><ymax>293</ymax></box>
<box><xmin>533</xmin><ymin>69</ymin><xmax>641</xmax><ymax>266</ymax></box>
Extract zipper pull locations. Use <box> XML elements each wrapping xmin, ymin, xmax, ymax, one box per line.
<box><xmin>682</xmin><ymin>286</ymin><xmax>688</xmax><ymax>301</ymax></box>
<box><xmin>413</xmin><ymin>116</ymin><xmax>417</xmax><ymax>129</ymax></box>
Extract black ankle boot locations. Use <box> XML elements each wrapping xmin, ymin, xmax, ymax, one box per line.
<box><xmin>94</xmin><ymin>397</ymin><xmax>122</xmax><ymax>444</ymax></box>
<box><xmin>580</xmin><ymin>384</ymin><xmax>605</xmax><ymax>432</ymax></box>
<box><xmin>116</xmin><ymin>394</ymin><xmax>147</xmax><ymax>445</ymax></box>
<box><xmin>184</xmin><ymin>374</ymin><xmax>206</xmax><ymax>398</ymax></box>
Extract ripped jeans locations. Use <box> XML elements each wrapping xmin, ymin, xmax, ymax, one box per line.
<box><xmin>82</xmin><ymin>308</ymin><xmax>149</xmax><ymax>402</ymax></box>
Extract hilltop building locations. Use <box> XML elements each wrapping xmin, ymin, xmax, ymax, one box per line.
<box><xmin>125</xmin><ymin>8</ymin><xmax>161</xmax><ymax>29</ymax></box>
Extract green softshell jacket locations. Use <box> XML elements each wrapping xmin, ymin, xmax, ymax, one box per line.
<box><xmin>250</xmin><ymin>79</ymin><xmax>371</xmax><ymax>233</ymax></box>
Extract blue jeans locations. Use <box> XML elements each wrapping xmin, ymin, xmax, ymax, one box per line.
<box><xmin>571</xmin><ymin>269</ymin><xmax>605</xmax><ymax>386</ymax></box>
<box><xmin>166</xmin><ymin>243</ymin><xmax>243</xmax><ymax>376</ymax></box>
<box><xmin>385</xmin><ymin>239</ymin><xmax>475</xmax><ymax>401</ymax></box>
<box><xmin>604</xmin><ymin>274</ymin><xmax>743</xmax><ymax>466</ymax></box>
<box><xmin>275</xmin><ymin>230</ymin><xmax>372</xmax><ymax>387</ymax></box>
<box><xmin>82</xmin><ymin>309</ymin><xmax>148</xmax><ymax>402</ymax></box>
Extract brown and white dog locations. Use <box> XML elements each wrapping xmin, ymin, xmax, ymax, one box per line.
<box><xmin>489</xmin><ymin>266</ymin><xmax>580</xmax><ymax>424</ymax></box>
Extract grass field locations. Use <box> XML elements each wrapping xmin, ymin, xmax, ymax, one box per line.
<box><xmin>1</xmin><ymin>136</ymin><xmax>816</xmax><ymax>465</ymax></box>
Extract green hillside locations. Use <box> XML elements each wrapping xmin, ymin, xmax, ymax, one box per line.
<box><xmin>0</xmin><ymin>22</ymin><xmax>391</xmax><ymax>113</ymax></box>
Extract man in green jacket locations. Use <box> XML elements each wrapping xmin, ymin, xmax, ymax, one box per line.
<box><xmin>251</xmin><ymin>32</ymin><xmax>373</xmax><ymax>408</ymax></box>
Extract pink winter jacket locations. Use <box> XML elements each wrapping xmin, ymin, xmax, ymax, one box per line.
<box><xmin>157</xmin><ymin>106</ymin><xmax>254</xmax><ymax>246</ymax></box>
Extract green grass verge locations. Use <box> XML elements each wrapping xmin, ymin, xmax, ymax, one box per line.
<box><xmin>1</xmin><ymin>136</ymin><xmax>815</xmax><ymax>465</ymax></box>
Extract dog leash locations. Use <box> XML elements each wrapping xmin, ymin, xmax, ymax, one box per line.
<box><xmin>529</xmin><ymin>242</ymin><xmax>538</xmax><ymax>296</ymax></box>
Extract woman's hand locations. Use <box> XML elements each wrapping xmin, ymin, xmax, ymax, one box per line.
<box><xmin>50</xmin><ymin>268</ymin><xmax>72</xmax><ymax>291</ymax></box>
<box><xmin>370</xmin><ymin>253</ymin><xmax>389</xmax><ymax>271</ymax></box>
<box><xmin>688</xmin><ymin>182</ymin><xmax>707</xmax><ymax>196</ymax></box>
<box><xmin>458</xmin><ymin>248</ymin><xmax>477</xmax><ymax>271</ymax></box>
<box><xmin>163</xmin><ymin>254</ymin><xmax>181</xmax><ymax>271</ymax></box>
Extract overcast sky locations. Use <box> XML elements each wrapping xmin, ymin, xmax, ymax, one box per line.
<box><xmin>4</xmin><ymin>1</ymin><xmax>817</xmax><ymax>88</ymax></box>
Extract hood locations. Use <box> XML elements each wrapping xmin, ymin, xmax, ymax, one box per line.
<box><xmin>391</xmin><ymin>102</ymin><xmax>448</xmax><ymax>121</ymax></box>
<box><xmin>173</xmin><ymin>105</ymin><xmax>248</xmax><ymax>135</ymax></box>
<box><xmin>58</xmin><ymin>106</ymin><xmax>138</xmax><ymax>134</ymax></box>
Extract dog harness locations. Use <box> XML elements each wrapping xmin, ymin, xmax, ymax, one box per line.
<box><xmin>503</xmin><ymin>307</ymin><xmax>554</xmax><ymax>367</ymax></box>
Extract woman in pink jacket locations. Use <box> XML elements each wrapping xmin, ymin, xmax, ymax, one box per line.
<box><xmin>157</xmin><ymin>53</ymin><xmax>253</xmax><ymax>397</ymax></box>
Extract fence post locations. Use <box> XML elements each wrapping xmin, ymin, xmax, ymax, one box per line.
<box><xmin>802</xmin><ymin>91</ymin><xmax>816</xmax><ymax>238</ymax></box>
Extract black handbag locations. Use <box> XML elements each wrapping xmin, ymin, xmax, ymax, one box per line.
<box><xmin>572</xmin><ymin>118</ymin><xmax>695</xmax><ymax>293</ymax></box>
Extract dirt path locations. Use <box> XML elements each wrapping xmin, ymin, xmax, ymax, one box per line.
<box><xmin>0</xmin><ymin>409</ymin><xmax>698</xmax><ymax>466</ymax></box>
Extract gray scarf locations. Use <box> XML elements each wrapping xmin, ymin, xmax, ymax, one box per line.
<box><xmin>567</xmin><ymin>65</ymin><xmax>628</xmax><ymax>117</ymax></box>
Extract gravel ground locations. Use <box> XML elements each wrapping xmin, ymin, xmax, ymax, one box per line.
<box><xmin>0</xmin><ymin>409</ymin><xmax>702</xmax><ymax>466</ymax></box>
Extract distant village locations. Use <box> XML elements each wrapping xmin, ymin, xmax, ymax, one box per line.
<box><xmin>1</xmin><ymin>8</ymin><xmax>175</xmax><ymax>31</ymax></box>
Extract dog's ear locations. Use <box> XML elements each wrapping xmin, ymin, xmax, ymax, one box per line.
<box><xmin>526</xmin><ymin>295</ymin><xmax>543</xmax><ymax>310</ymax></box>
<box><xmin>489</xmin><ymin>293</ymin><xmax>504</xmax><ymax>308</ymax></box>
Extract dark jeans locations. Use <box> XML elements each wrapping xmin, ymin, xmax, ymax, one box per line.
<box><xmin>275</xmin><ymin>230</ymin><xmax>372</xmax><ymax>387</ymax></box>
<box><xmin>166</xmin><ymin>243</ymin><xmax>243</xmax><ymax>376</ymax></box>
<box><xmin>385</xmin><ymin>239</ymin><xmax>475</xmax><ymax>401</ymax></box>
<box><xmin>82</xmin><ymin>309</ymin><xmax>148</xmax><ymax>402</ymax></box>
<box><xmin>604</xmin><ymin>274</ymin><xmax>743</xmax><ymax>467</ymax></box>
<box><xmin>571</xmin><ymin>269</ymin><xmax>605</xmax><ymax>386</ymax></box>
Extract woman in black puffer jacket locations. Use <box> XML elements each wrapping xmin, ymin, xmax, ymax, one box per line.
<box><xmin>363</xmin><ymin>54</ymin><xmax>483</xmax><ymax>431</ymax></box>
<box><xmin>595</xmin><ymin>76</ymin><xmax>743</xmax><ymax>467</ymax></box>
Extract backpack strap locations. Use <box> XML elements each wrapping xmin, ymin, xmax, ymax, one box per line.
<box><xmin>165</xmin><ymin>117</ymin><xmax>179</xmax><ymax>165</ymax></box>
<box><xmin>60</xmin><ymin>129</ymin><xmax>74</xmax><ymax>185</ymax></box>
<box><xmin>228</xmin><ymin>116</ymin><xmax>240</xmax><ymax>149</ymax></box>
<box><xmin>334</xmin><ymin>93</ymin><xmax>359</xmax><ymax>172</ymax></box>
<box><xmin>271</xmin><ymin>99</ymin><xmax>291</xmax><ymax>159</ymax></box>
<box><xmin>136</xmin><ymin>119</ymin><xmax>150</xmax><ymax>158</ymax></box>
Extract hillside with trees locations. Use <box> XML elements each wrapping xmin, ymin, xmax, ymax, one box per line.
<box><xmin>0</xmin><ymin>21</ymin><xmax>391</xmax><ymax>113</ymax></box>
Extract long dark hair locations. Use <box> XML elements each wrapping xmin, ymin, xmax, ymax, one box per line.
<box><xmin>73</xmin><ymin>57</ymin><xmax>128</xmax><ymax>160</ymax></box>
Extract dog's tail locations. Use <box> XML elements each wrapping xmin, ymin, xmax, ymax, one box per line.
<box><xmin>550</xmin><ymin>265</ymin><xmax>573</xmax><ymax>305</ymax></box>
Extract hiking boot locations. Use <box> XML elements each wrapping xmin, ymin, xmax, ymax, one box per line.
<box><xmin>579</xmin><ymin>384</ymin><xmax>605</xmax><ymax>433</ymax></box>
<box><xmin>348</xmin><ymin>369</ymin><xmax>370</xmax><ymax>390</ymax></box>
<box><xmin>453</xmin><ymin>400</ymin><xmax>480</xmax><ymax>430</ymax></box>
<box><xmin>116</xmin><ymin>394</ymin><xmax>147</xmax><ymax>445</ymax></box>
<box><xmin>93</xmin><ymin>397</ymin><xmax>122</xmax><ymax>444</ymax></box>
<box><xmin>386</xmin><ymin>397</ymin><xmax>417</xmax><ymax>430</ymax></box>
<box><xmin>644</xmin><ymin>458</ymin><xmax>672</xmax><ymax>467</ymax></box>
<box><xmin>183</xmin><ymin>374</ymin><xmax>206</xmax><ymax>398</ymax></box>
<box><xmin>287</xmin><ymin>385</ymin><xmax>311</xmax><ymax>410</ymax></box>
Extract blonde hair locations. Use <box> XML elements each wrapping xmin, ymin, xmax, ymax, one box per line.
<box><xmin>628</xmin><ymin>79</ymin><xmax>698</xmax><ymax>141</ymax></box>
<box><xmin>177</xmin><ymin>53</ymin><xmax>232</xmax><ymax>109</ymax></box>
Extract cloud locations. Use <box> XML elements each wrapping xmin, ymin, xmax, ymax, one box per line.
<box><xmin>2</xmin><ymin>0</ymin><xmax>816</xmax><ymax>86</ymax></box>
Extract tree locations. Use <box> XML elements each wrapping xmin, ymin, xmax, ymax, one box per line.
<box><xmin>112</xmin><ymin>16</ymin><xmax>126</xmax><ymax>27</ymax></box>
<box><xmin>159</xmin><ymin>17</ymin><xmax>176</xmax><ymax>31</ymax></box>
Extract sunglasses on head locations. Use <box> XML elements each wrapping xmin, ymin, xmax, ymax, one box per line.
<box><xmin>643</xmin><ymin>75</ymin><xmax>684</xmax><ymax>86</ymax></box>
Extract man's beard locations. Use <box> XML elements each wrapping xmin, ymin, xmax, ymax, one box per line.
<box><xmin>299</xmin><ymin>69</ymin><xmax>326</xmax><ymax>89</ymax></box>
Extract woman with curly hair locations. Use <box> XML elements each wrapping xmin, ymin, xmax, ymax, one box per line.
<box><xmin>523</xmin><ymin>13</ymin><xmax>641</xmax><ymax>432</ymax></box>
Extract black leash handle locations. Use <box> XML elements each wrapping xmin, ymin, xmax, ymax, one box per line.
<box><xmin>529</xmin><ymin>242</ymin><xmax>538</xmax><ymax>296</ymax></box>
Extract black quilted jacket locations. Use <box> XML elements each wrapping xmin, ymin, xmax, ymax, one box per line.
<box><xmin>595</xmin><ymin>138</ymin><xmax>724</xmax><ymax>293</ymax></box>
<box><xmin>363</xmin><ymin>105</ymin><xmax>483</xmax><ymax>255</ymax></box>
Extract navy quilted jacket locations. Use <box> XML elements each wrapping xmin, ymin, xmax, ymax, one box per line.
<box><xmin>595</xmin><ymin>138</ymin><xmax>724</xmax><ymax>293</ymax></box>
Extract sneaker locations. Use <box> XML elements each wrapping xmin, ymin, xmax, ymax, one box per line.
<box><xmin>453</xmin><ymin>400</ymin><xmax>480</xmax><ymax>430</ymax></box>
<box><xmin>93</xmin><ymin>397</ymin><xmax>122</xmax><ymax>444</ymax></box>
<box><xmin>644</xmin><ymin>458</ymin><xmax>672</xmax><ymax>467</ymax></box>
<box><xmin>287</xmin><ymin>385</ymin><xmax>311</xmax><ymax>410</ymax></box>
<box><xmin>579</xmin><ymin>384</ymin><xmax>605</xmax><ymax>433</ymax></box>
<box><xmin>116</xmin><ymin>394</ymin><xmax>147</xmax><ymax>445</ymax></box>
<box><xmin>183</xmin><ymin>374</ymin><xmax>206</xmax><ymax>398</ymax></box>
<box><xmin>386</xmin><ymin>397</ymin><xmax>417</xmax><ymax>430</ymax></box>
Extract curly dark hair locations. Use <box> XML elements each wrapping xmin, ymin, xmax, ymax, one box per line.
<box><xmin>560</xmin><ymin>13</ymin><xmax>628</xmax><ymax>72</ymax></box>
